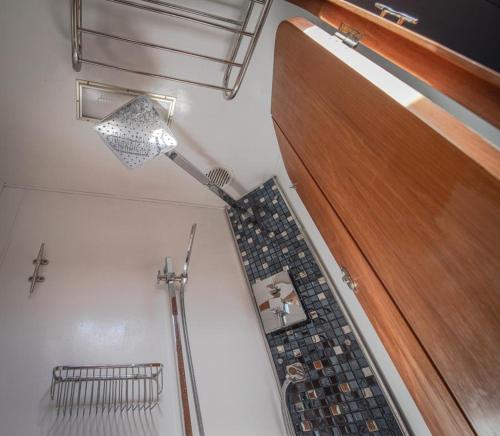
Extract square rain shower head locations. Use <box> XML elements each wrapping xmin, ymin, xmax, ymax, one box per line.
<box><xmin>95</xmin><ymin>95</ymin><xmax>177</xmax><ymax>169</ymax></box>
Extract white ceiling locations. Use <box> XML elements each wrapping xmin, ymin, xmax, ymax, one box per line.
<box><xmin>0</xmin><ymin>0</ymin><xmax>310</xmax><ymax>208</ymax></box>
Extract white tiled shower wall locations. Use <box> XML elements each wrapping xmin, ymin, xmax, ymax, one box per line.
<box><xmin>0</xmin><ymin>186</ymin><xmax>284</xmax><ymax>436</ymax></box>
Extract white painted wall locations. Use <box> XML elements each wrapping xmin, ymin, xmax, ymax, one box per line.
<box><xmin>0</xmin><ymin>187</ymin><xmax>284</xmax><ymax>436</ymax></box>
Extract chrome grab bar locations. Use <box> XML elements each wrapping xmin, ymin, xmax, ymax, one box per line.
<box><xmin>71</xmin><ymin>0</ymin><xmax>273</xmax><ymax>99</ymax></box>
<box><xmin>375</xmin><ymin>3</ymin><xmax>419</xmax><ymax>26</ymax></box>
<box><xmin>28</xmin><ymin>243</ymin><xmax>49</xmax><ymax>296</ymax></box>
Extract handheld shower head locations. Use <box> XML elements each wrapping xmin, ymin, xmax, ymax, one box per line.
<box><xmin>182</xmin><ymin>224</ymin><xmax>197</xmax><ymax>279</ymax></box>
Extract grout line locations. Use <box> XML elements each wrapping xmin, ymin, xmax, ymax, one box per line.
<box><xmin>4</xmin><ymin>184</ymin><xmax>226</xmax><ymax>210</ymax></box>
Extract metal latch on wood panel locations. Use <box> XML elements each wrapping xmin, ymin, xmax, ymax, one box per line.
<box><xmin>375</xmin><ymin>3</ymin><xmax>419</xmax><ymax>26</ymax></box>
<box><xmin>340</xmin><ymin>265</ymin><xmax>358</xmax><ymax>292</ymax></box>
<box><xmin>334</xmin><ymin>23</ymin><xmax>362</xmax><ymax>48</ymax></box>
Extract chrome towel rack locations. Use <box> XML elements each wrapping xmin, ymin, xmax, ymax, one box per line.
<box><xmin>71</xmin><ymin>0</ymin><xmax>273</xmax><ymax>99</ymax></box>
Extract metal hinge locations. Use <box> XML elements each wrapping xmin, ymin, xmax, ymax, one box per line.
<box><xmin>334</xmin><ymin>23</ymin><xmax>362</xmax><ymax>48</ymax></box>
<box><xmin>340</xmin><ymin>265</ymin><xmax>358</xmax><ymax>292</ymax></box>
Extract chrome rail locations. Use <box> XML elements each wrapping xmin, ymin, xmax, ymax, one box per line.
<box><xmin>158</xmin><ymin>225</ymin><xmax>205</xmax><ymax>436</ymax></box>
<box><xmin>179</xmin><ymin>224</ymin><xmax>205</xmax><ymax>436</ymax></box>
<box><xmin>28</xmin><ymin>243</ymin><xmax>49</xmax><ymax>296</ymax></box>
<box><xmin>71</xmin><ymin>0</ymin><xmax>273</xmax><ymax>99</ymax></box>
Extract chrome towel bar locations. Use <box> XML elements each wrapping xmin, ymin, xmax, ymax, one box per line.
<box><xmin>71</xmin><ymin>0</ymin><xmax>273</xmax><ymax>99</ymax></box>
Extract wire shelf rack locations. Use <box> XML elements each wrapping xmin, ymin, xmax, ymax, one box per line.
<box><xmin>50</xmin><ymin>363</ymin><xmax>164</xmax><ymax>416</ymax></box>
<box><xmin>71</xmin><ymin>0</ymin><xmax>273</xmax><ymax>99</ymax></box>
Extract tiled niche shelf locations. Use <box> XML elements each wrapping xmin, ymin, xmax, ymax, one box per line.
<box><xmin>227</xmin><ymin>178</ymin><xmax>404</xmax><ymax>436</ymax></box>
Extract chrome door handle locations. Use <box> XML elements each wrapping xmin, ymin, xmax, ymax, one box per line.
<box><xmin>375</xmin><ymin>3</ymin><xmax>419</xmax><ymax>26</ymax></box>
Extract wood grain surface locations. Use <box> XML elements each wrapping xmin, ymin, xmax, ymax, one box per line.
<box><xmin>287</xmin><ymin>0</ymin><xmax>500</xmax><ymax>128</ymax></box>
<box><xmin>272</xmin><ymin>18</ymin><xmax>500</xmax><ymax>435</ymax></box>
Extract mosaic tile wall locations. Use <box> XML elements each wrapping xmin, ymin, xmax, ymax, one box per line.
<box><xmin>227</xmin><ymin>178</ymin><xmax>403</xmax><ymax>436</ymax></box>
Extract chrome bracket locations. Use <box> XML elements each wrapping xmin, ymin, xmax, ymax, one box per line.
<box><xmin>375</xmin><ymin>3</ymin><xmax>419</xmax><ymax>26</ymax></box>
<box><xmin>157</xmin><ymin>271</ymin><xmax>184</xmax><ymax>285</ymax></box>
<box><xmin>28</xmin><ymin>243</ymin><xmax>49</xmax><ymax>296</ymax></box>
<box><xmin>333</xmin><ymin>23</ymin><xmax>362</xmax><ymax>48</ymax></box>
<box><xmin>157</xmin><ymin>256</ymin><xmax>188</xmax><ymax>285</ymax></box>
<box><xmin>340</xmin><ymin>265</ymin><xmax>358</xmax><ymax>293</ymax></box>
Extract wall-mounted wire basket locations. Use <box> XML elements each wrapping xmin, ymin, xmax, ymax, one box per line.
<box><xmin>71</xmin><ymin>0</ymin><xmax>273</xmax><ymax>99</ymax></box>
<box><xmin>50</xmin><ymin>363</ymin><xmax>163</xmax><ymax>416</ymax></box>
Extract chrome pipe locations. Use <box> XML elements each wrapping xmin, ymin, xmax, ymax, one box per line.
<box><xmin>280</xmin><ymin>363</ymin><xmax>305</xmax><ymax>436</ymax></box>
<box><xmin>223</xmin><ymin>0</ymin><xmax>274</xmax><ymax>99</ymax></box>
<box><xmin>222</xmin><ymin>1</ymin><xmax>254</xmax><ymax>93</ymax></box>
<box><xmin>139</xmin><ymin>0</ymin><xmax>243</xmax><ymax>26</ymax></box>
<box><xmin>179</xmin><ymin>284</ymin><xmax>203</xmax><ymax>435</ymax></box>
<box><xmin>80</xmin><ymin>28</ymin><xmax>244</xmax><ymax>67</ymax></box>
<box><xmin>71</xmin><ymin>0</ymin><xmax>82</xmax><ymax>71</ymax></box>
<box><xmin>165</xmin><ymin>151</ymin><xmax>239</xmax><ymax>209</ymax></box>
<box><xmin>80</xmin><ymin>58</ymin><xmax>231</xmax><ymax>91</ymax></box>
<box><xmin>106</xmin><ymin>0</ymin><xmax>254</xmax><ymax>36</ymax></box>
<box><xmin>281</xmin><ymin>379</ymin><xmax>295</xmax><ymax>436</ymax></box>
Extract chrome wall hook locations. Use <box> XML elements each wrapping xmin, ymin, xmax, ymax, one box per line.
<box><xmin>28</xmin><ymin>243</ymin><xmax>49</xmax><ymax>296</ymax></box>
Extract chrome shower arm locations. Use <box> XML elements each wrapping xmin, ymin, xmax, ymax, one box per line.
<box><xmin>166</xmin><ymin>151</ymin><xmax>238</xmax><ymax>209</ymax></box>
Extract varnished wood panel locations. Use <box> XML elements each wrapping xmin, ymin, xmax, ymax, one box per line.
<box><xmin>274</xmin><ymin>121</ymin><xmax>473</xmax><ymax>436</ymax></box>
<box><xmin>406</xmin><ymin>98</ymin><xmax>500</xmax><ymax>180</ymax></box>
<box><xmin>287</xmin><ymin>0</ymin><xmax>500</xmax><ymax>128</ymax></box>
<box><xmin>272</xmin><ymin>19</ymin><xmax>500</xmax><ymax>435</ymax></box>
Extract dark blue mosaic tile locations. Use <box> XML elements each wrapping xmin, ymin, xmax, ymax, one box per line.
<box><xmin>228</xmin><ymin>178</ymin><xmax>403</xmax><ymax>436</ymax></box>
